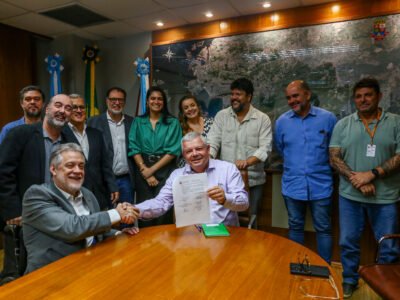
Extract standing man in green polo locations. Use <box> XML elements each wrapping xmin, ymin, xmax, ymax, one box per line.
<box><xmin>329</xmin><ymin>77</ymin><xmax>400</xmax><ymax>298</ymax></box>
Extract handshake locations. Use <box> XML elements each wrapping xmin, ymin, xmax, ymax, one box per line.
<box><xmin>115</xmin><ymin>202</ymin><xmax>140</xmax><ymax>224</ymax></box>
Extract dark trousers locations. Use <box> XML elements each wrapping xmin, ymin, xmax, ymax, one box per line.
<box><xmin>1</xmin><ymin>225</ymin><xmax>26</xmax><ymax>280</ymax></box>
<box><xmin>135</xmin><ymin>155</ymin><xmax>176</xmax><ymax>227</ymax></box>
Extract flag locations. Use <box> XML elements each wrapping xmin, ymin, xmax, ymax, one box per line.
<box><xmin>82</xmin><ymin>45</ymin><xmax>100</xmax><ymax>117</ymax></box>
<box><xmin>45</xmin><ymin>53</ymin><xmax>63</xmax><ymax>98</ymax></box>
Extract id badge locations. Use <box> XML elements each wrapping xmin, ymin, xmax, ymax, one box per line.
<box><xmin>366</xmin><ymin>144</ymin><xmax>376</xmax><ymax>157</ymax></box>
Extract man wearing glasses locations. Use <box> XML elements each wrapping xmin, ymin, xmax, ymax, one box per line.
<box><xmin>0</xmin><ymin>85</ymin><xmax>45</xmax><ymax>144</ymax></box>
<box><xmin>0</xmin><ymin>94</ymin><xmax>73</xmax><ymax>283</ymax></box>
<box><xmin>63</xmin><ymin>94</ymin><xmax>119</xmax><ymax>210</ymax></box>
<box><xmin>88</xmin><ymin>87</ymin><xmax>135</xmax><ymax>205</ymax></box>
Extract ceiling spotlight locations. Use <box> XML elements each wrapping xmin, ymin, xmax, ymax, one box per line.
<box><xmin>331</xmin><ymin>5</ymin><xmax>340</xmax><ymax>13</ymax></box>
<box><xmin>205</xmin><ymin>12</ymin><xmax>213</xmax><ymax>18</ymax></box>
<box><xmin>263</xmin><ymin>2</ymin><xmax>271</xmax><ymax>8</ymax></box>
<box><xmin>156</xmin><ymin>21</ymin><xmax>164</xmax><ymax>27</ymax></box>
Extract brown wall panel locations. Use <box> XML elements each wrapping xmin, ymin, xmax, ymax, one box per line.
<box><xmin>152</xmin><ymin>0</ymin><xmax>400</xmax><ymax>45</ymax></box>
<box><xmin>0</xmin><ymin>24</ymin><xmax>34</xmax><ymax>128</ymax></box>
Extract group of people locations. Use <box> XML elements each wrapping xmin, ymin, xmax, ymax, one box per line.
<box><xmin>0</xmin><ymin>77</ymin><xmax>398</xmax><ymax>298</ymax></box>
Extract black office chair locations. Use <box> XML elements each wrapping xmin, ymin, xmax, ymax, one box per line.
<box><xmin>358</xmin><ymin>234</ymin><xmax>400</xmax><ymax>300</ymax></box>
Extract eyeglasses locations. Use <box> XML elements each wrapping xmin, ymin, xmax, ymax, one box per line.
<box><xmin>72</xmin><ymin>105</ymin><xmax>86</xmax><ymax>111</ymax></box>
<box><xmin>108</xmin><ymin>97</ymin><xmax>125</xmax><ymax>103</ymax></box>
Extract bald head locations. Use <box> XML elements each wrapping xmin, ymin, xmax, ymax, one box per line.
<box><xmin>285</xmin><ymin>80</ymin><xmax>311</xmax><ymax>117</ymax></box>
<box><xmin>45</xmin><ymin>94</ymin><xmax>73</xmax><ymax>128</ymax></box>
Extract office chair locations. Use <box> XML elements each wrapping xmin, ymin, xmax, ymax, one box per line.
<box><xmin>358</xmin><ymin>234</ymin><xmax>400</xmax><ymax>300</ymax></box>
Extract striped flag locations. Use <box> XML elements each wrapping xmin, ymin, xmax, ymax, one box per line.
<box><xmin>82</xmin><ymin>45</ymin><xmax>100</xmax><ymax>117</ymax></box>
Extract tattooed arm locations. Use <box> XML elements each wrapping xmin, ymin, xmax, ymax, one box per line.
<box><xmin>380</xmin><ymin>153</ymin><xmax>400</xmax><ymax>177</ymax></box>
<box><xmin>329</xmin><ymin>147</ymin><xmax>353</xmax><ymax>180</ymax></box>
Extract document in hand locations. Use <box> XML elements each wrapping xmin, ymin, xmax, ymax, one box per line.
<box><xmin>173</xmin><ymin>173</ymin><xmax>211</xmax><ymax>227</ymax></box>
<box><xmin>201</xmin><ymin>224</ymin><xmax>230</xmax><ymax>237</ymax></box>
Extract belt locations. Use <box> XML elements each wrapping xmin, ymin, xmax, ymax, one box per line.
<box><xmin>115</xmin><ymin>173</ymin><xmax>129</xmax><ymax>179</ymax></box>
<box><xmin>143</xmin><ymin>154</ymin><xmax>163</xmax><ymax>164</ymax></box>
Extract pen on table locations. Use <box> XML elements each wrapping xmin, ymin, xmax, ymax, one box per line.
<box><xmin>194</xmin><ymin>224</ymin><xmax>203</xmax><ymax>232</ymax></box>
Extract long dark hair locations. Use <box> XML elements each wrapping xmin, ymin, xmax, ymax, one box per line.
<box><xmin>140</xmin><ymin>86</ymin><xmax>174</xmax><ymax>124</ymax></box>
<box><xmin>178</xmin><ymin>95</ymin><xmax>203</xmax><ymax>135</ymax></box>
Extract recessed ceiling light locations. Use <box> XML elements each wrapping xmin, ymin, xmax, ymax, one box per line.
<box><xmin>331</xmin><ymin>5</ymin><xmax>340</xmax><ymax>13</ymax></box>
<box><xmin>263</xmin><ymin>2</ymin><xmax>271</xmax><ymax>8</ymax></box>
<box><xmin>205</xmin><ymin>12</ymin><xmax>213</xmax><ymax>18</ymax></box>
<box><xmin>156</xmin><ymin>21</ymin><xmax>164</xmax><ymax>27</ymax></box>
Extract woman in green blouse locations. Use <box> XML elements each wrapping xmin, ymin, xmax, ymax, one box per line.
<box><xmin>128</xmin><ymin>86</ymin><xmax>182</xmax><ymax>226</ymax></box>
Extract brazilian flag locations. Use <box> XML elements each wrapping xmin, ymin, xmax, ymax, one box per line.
<box><xmin>82</xmin><ymin>45</ymin><xmax>100</xmax><ymax>117</ymax></box>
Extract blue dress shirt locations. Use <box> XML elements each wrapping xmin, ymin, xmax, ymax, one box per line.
<box><xmin>274</xmin><ymin>106</ymin><xmax>337</xmax><ymax>200</ymax></box>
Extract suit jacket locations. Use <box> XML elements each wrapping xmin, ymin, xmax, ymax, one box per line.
<box><xmin>87</xmin><ymin>113</ymin><xmax>135</xmax><ymax>187</ymax></box>
<box><xmin>0</xmin><ymin>122</ymin><xmax>67</xmax><ymax>222</ymax></box>
<box><xmin>22</xmin><ymin>182</ymin><xmax>116</xmax><ymax>273</ymax></box>
<box><xmin>63</xmin><ymin>125</ymin><xmax>118</xmax><ymax>209</ymax></box>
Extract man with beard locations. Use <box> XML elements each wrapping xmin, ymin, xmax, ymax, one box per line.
<box><xmin>22</xmin><ymin>143</ymin><xmax>139</xmax><ymax>273</ymax></box>
<box><xmin>274</xmin><ymin>80</ymin><xmax>336</xmax><ymax>264</ymax></box>
<box><xmin>0</xmin><ymin>85</ymin><xmax>45</xmax><ymax>143</ymax></box>
<box><xmin>63</xmin><ymin>94</ymin><xmax>119</xmax><ymax>209</ymax></box>
<box><xmin>88</xmin><ymin>87</ymin><xmax>135</xmax><ymax>205</ymax></box>
<box><xmin>0</xmin><ymin>94</ymin><xmax>72</xmax><ymax>283</ymax></box>
<box><xmin>207</xmin><ymin>78</ymin><xmax>272</xmax><ymax>225</ymax></box>
<box><xmin>329</xmin><ymin>77</ymin><xmax>400</xmax><ymax>298</ymax></box>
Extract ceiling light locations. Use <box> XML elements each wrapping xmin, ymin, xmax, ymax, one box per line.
<box><xmin>263</xmin><ymin>2</ymin><xmax>271</xmax><ymax>8</ymax></box>
<box><xmin>271</xmin><ymin>14</ymin><xmax>279</xmax><ymax>22</ymax></box>
<box><xmin>331</xmin><ymin>5</ymin><xmax>340</xmax><ymax>13</ymax></box>
<box><xmin>156</xmin><ymin>21</ymin><xmax>164</xmax><ymax>27</ymax></box>
<box><xmin>205</xmin><ymin>12</ymin><xmax>213</xmax><ymax>18</ymax></box>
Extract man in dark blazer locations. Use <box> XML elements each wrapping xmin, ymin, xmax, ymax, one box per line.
<box><xmin>87</xmin><ymin>87</ymin><xmax>135</xmax><ymax>204</ymax></box>
<box><xmin>0</xmin><ymin>94</ymin><xmax>73</xmax><ymax>282</ymax></box>
<box><xmin>22</xmin><ymin>143</ymin><xmax>139</xmax><ymax>273</ymax></box>
<box><xmin>63</xmin><ymin>94</ymin><xmax>119</xmax><ymax>210</ymax></box>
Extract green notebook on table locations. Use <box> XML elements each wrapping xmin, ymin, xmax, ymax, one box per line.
<box><xmin>201</xmin><ymin>224</ymin><xmax>230</xmax><ymax>237</ymax></box>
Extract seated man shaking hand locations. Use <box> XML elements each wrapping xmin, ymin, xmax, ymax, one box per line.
<box><xmin>23</xmin><ymin>143</ymin><xmax>139</xmax><ymax>273</ymax></box>
<box><xmin>136</xmin><ymin>132</ymin><xmax>249</xmax><ymax>226</ymax></box>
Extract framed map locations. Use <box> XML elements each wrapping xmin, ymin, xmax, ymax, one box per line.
<box><xmin>151</xmin><ymin>14</ymin><xmax>400</xmax><ymax>123</ymax></box>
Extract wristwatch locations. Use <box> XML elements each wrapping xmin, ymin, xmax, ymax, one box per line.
<box><xmin>371</xmin><ymin>168</ymin><xmax>379</xmax><ymax>178</ymax></box>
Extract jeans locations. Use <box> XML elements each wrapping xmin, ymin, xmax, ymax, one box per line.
<box><xmin>283</xmin><ymin>196</ymin><xmax>333</xmax><ymax>263</ymax></box>
<box><xmin>116</xmin><ymin>175</ymin><xmax>134</xmax><ymax>204</ymax></box>
<box><xmin>339</xmin><ymin>195</ymin><xmax>399</xmax><ymax>285</ymax></box>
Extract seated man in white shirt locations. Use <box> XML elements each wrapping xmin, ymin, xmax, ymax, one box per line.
<box><xmin>136</xmin><ymin>132</ymin><xmax>249</xmax><ymax>226</ymax></box>
<box><xmin>22</xmin><ymin>143</ymin><xmax>139</xmax><ymax>273</ymax></box>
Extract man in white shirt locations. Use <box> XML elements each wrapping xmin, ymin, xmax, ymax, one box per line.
<box><xmin>207</xmin><ymin>78</ymin><xmax>272</xmax><ymax>223</ymax></box>
<box><xmin>63</xmin><ymin>94</ymin><xmax>119</xmax><ymax>209</ymax></box>
<box><xmin>22</xmin><ymin>143</ymin><xmax>139</xmax><ymax>273</ymax></box>
<box><xmin>88</xmin><ymin>87</ymin><xmax>135</xmax><ymax>204</ymax></box>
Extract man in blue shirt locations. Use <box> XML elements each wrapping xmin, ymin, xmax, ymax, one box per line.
<box><xmin>274</xmin><ymin>80</ymin><xmax>337</xmax><ymax>263</ymax></box>
<box><xmin>0</xmin><ymin>85</ymin><xmax>45</xmax><ymax>144</ymax></box>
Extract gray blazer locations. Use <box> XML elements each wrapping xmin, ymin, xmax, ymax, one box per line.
<box><xmin>22</xmin><ymin>182</ymin><xmax>117</xmax><ymax>273</ymax></box>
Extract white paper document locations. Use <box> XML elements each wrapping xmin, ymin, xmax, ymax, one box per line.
<box><xmin>172</xmin><ymin>173</ymin><xmax>210</xmax><ymax>227</ymax></box>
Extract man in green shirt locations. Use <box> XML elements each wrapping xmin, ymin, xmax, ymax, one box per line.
<box><xmin>329</xmin><ymin>77</ymin><xmax>400</xmax><ymax>298</ymax></box>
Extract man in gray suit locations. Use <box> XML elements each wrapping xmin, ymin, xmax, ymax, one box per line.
<box><xmin>22</xmin><ymin>143</ymin><xmax>139</xmax><ymax>273</ymax></box>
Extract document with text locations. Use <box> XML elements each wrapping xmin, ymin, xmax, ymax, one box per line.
<box><xmin>172</xmin><ymin>173</ymin><xmax>210</xmax><ymax>227</ymax></box>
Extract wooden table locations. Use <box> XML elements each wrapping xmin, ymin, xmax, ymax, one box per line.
<box><xmin>0</xmin><ymin>225</ymin><xmax>342</xmax><ymax>299</ymax></box>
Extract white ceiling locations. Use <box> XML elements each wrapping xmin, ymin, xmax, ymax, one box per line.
<box><xmin>0</xmin><ymin>0</ymin><xmax>336</xmax><ymax>40</ymax></box>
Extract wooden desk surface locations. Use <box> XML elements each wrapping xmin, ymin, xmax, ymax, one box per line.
<box><xmin>0</xmin><ymin>225</ymin><xmax>342</xmax><ymax>299</ymax></box>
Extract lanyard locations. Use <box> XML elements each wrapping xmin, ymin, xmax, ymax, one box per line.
<box><xmin>360</xmin><ymin>110</ymin><xmax>381</xmax><ymax>145</ymax></box>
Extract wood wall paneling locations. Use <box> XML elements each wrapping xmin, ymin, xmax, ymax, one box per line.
<box><xmin>152</xmin><ymin>0</ymin><xmax>400</xmax><ymax>45</ymax></box>
<box><xmin>0</xmin><ymin>24</ymin><xmax>34</xmax><ymax>128</ymax></box>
